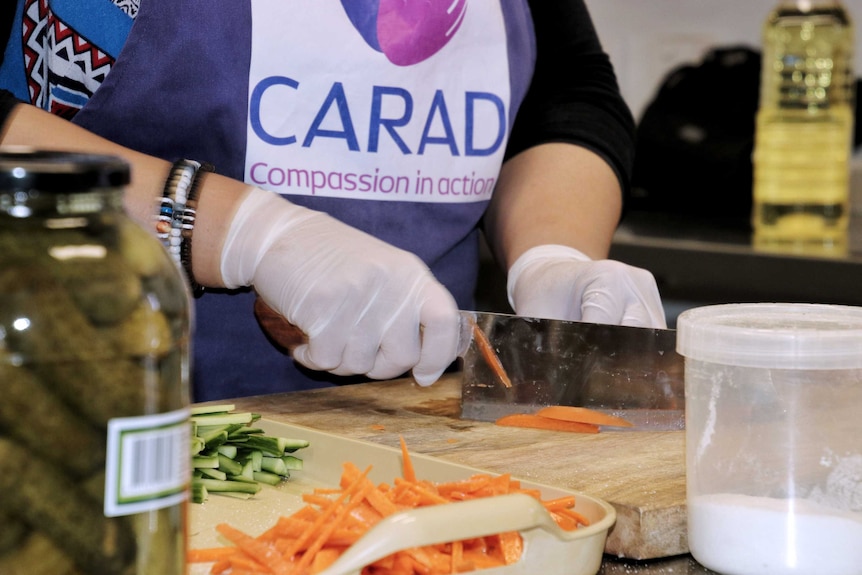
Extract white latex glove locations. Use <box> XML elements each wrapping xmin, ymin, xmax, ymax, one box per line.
<box><xmin>507</xmin><ymin>244</ymin><xmax>667</xmax><ymax>329</ymax></box>
<box><xmin>220</xmin><ymin>187</ymin><xmax>461</xmax><ymax>385</ymax></box>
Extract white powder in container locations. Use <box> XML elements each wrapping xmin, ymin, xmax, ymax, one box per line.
<box><xmin>688</xmin><ymin>493</ymin><xmax>862</xmax><ymax>575</ymax></box>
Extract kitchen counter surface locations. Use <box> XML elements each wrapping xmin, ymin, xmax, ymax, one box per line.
<box><xmin>208</xmin><ymin>374</ymin><xmax>718</xmax><ymax>574</ymax></box>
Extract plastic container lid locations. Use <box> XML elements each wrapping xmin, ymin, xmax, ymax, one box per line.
<box><xmin>676</xmin><ymin>303</ymin><xmax>862</xmax><ymax>369</ymax></box>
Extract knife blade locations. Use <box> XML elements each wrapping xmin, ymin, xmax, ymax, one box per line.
<box><xmin>253</xmin><ymin>300</ymin><xmax>684</xmax><ymax>430</ymax></box>
<box><xmin>459</xmin><ymin>311</ymin><xmax>685</xmax><ymax>431</ymax></box>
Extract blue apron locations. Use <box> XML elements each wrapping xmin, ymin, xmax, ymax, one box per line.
<box><xmin>70</xmin><ymin>0</ymin><xmax>536</xmax><ymax>401</ymax></box>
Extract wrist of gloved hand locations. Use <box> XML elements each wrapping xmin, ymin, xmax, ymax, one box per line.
<box><xmin>506</xmin><ymin>244</ymin><xmax>667</xmax><ymax>329</ymax></box>
<box><xmin>219</xmin><ymin>187</ymin><xmax>461</xmax><ymax>385</ymax></box>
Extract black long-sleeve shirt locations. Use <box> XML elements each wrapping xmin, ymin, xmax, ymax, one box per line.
<box><xmin>506</xmin><ymin>0</ymin><xmax>636</xmax><ymax>199</ymax></box>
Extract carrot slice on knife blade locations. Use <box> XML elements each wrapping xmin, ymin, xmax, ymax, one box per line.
<box><xmin>535</xmin><ymin>405</ymin><xmax>634</xmax><ymax>428</ymax></box>
<box><xmin>494</xmin><ymin>413</ymin><xmax>600</xmax><ymax>434</ymax></box>
<box><xmin>469</xmin><ymin>319</ymin><xmax>512</xmax><ymax>389</ymax></box>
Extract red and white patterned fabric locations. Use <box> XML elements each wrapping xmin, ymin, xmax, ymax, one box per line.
<box><xmin>22</xmin><ymin>0</ymin><xmax>137</xmax><ymax>117</ymax></box>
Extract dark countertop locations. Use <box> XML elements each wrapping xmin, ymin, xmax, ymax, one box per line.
<box><xmin>609</xmin><ymin>211</ymin><xmax>862</xmax><ymax>320</ymax></box>
<box><xmin>474</xmin><ymin>210</ymin><xmax>862</xmax><ymax>323</ymax></box>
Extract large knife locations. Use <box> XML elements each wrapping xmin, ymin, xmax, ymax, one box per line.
<box><xmin>253</xmin><ymin>300</ymin><xmax>685</xmax><ymax>430</ymax></box>
<box><xmin>459</xmin><ymin>310</ymin><xmax>684</xmax><ymax>431</ymax></box>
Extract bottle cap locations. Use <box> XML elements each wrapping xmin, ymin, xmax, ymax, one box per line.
<box><xmin>0</xmin><ymin>148</ymin><xmax>130</xmax><ymax>194</ymax></box>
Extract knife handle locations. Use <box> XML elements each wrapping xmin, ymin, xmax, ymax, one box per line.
<box><xmin>253</xmin><ymin>297</ymin><xmax>308</xmax><ymax>351</ymax></box>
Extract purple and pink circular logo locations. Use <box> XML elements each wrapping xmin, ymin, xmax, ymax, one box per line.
<box><xmin>341</xmin><ymin>0</ymin><xmax>467</xmax><ymax>66</ymax></box>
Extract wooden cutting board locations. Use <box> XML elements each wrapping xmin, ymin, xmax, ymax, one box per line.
<box><xmin>222</xmin><ymin>374</ymin><xmax>687</xmax><ymax>560</ymax></box>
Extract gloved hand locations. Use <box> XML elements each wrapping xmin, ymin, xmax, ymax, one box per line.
<box><xmin>219</xmin><ymin>187</ymin><xmax>461</xmax><ymax>385</ymax></box>
<box><xmin>507</xmin><ymin>244</ymin><xmax>667</xmax><ymax>329</ymax></box>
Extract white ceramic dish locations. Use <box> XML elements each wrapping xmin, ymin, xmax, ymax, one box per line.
<box><xmin>190</xmin><ymin>420</ymin><xmax>616</xmax><ymax>575</ymax></box>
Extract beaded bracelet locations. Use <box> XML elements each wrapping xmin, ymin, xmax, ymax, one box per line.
<box><xmin>157</xmin><ymin>159</ymin><xmax>214</xmax><ymax>297</ymax></box>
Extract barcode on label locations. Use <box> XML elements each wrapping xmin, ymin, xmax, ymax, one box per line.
<box><xmin>105</xmin><ymin>409</ymin><xmax>190</xmax><ymax>517</ymax></box>
<box><xmin>125</xmin><ymin>426</ymin><xmax>184</xmax><ymax>494</ymax></box>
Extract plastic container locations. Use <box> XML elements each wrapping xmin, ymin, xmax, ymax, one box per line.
<box><xmin>0</xmin><ymin>150</ymin><xmax>191</xmax><ymax>574</ymax></box>
<box><xmin>751</xmin><ymin>0</ymin><xmax>855</xmax><ymax>252</ymax></box>
<box><xmin>677</xmin><ymin>303</ymin><xmax>862</xmax><ymax>575</ymax></box>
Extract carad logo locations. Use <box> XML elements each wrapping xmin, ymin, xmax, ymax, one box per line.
<box><xmin>341</xmin><ymin>0</ymin><xmax>467</xmax><ymax>66</ymax></box>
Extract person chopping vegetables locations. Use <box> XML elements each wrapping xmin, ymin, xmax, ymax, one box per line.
<box><xmin>0</xmin><ymin>0</ymin><xmax>666</xmax><ymax>401</ymax></box>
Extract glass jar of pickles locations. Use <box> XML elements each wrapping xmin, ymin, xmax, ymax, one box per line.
<box><xmin>0</xmin><ymin>149</ymin><xmax>191</xmax><ymax>574</ymax></box>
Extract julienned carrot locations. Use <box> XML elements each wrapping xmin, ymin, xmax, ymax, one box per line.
<box><xmin>399</xmin><ymin>435</ymin><xmax>416</xmax><ymax>483</ymax></box>
<box><xmin>497</xmin><ymin>531</ymin><xmax>523</xmax><ymax>565</ymax></box>
<box><xmin>542</xmin><ymin>495</ymin><xmax>578</xmax><ymax>512</ymax></box>
<box><xmin>310</xmin><ymin>548</ymin><xmax>341</xmax><ymax>573</ymax></box>
<box><xmin>451</xmin><ymin>540</ymin><xmax>464</xmax><ymax>573</ymax></box>
<box><xmin>394</xmin><ymin>477</ymin><xmax>450</xmax><ymax>506</ymax></box>
<box><xmin>291</xmin><ymin>480</ymin><xmax>374</xmax><ymax>575</ymax></box>
<box><xmin>189</xmin><ymin>440</ymin><xmax>590</xmax><ymax>575</ymax></box>
<box><xmin>495</xmin><ymin>413</ymin><xmax>600</xmax><ymax>434</ymax></box>
<box><xmin>283</xmin><ymin>464</ymin><xmax>372</xmax><ymax>562</ymax></box>
<box><xmin>216</xmin><ymin>523</ymin><xmax>293</xmax><ymax>575</ymax></box>
<box><xmin>534</xmin><ymin>405</ymin><xmax>634</xmax><ymax>428</ymax></box>
<box><xmin>557</xmin><ymin>507</ymin><xmax>592</xmax><ymax>528</ymax></box>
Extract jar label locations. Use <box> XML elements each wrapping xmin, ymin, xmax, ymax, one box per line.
<box><xmin>104</xmin><ymin>409</ymin><xmax>190</xmax><ymax>517</ymax></box>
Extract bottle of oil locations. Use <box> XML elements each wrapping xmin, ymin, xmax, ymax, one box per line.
<box><xmin>752</xmin><ymin>0</ymin><xmax>855</xmax><ymax>252</ymax></box>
